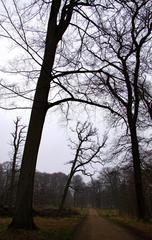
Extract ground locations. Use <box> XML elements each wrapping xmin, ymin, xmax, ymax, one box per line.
<box><xmin>0</xmin><ymin>209</ymin><xmax>151</xmax><ymax>240</ymax></box>
<box><xmin>73</xmin><ymin>209</ymin><xmax>151</xmax><ymax>240</ymax></box>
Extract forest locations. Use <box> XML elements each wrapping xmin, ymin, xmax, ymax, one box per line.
<box><xmin>0</xmin><ymin>162</ymin><xmax>152</xmax><ymax>217</ymax></box>
<box><xmin>0</xmin><ymin>0</ymin><xmax>152</xmax><ymax>239</ymax></box>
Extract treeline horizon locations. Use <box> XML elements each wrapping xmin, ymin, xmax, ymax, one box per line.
<box><xmin>0</xmin><ymin>160</ymin><xmax>151</xmax><ymax>218</ymax></box>
<box><xmin>0</xmin><ymin>0</ymin><xmax>152</xmax><ymax>229</ymax></box>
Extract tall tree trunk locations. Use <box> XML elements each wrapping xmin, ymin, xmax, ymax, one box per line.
<box><xmin>129</xmin><ymin>121</ymin><xmax>145</xmax><ymax>219</ymax></box>
<box><xmin>9</xmin><ymin>80</ymin><xmax>50</xmax><ymax>229</ymax></box>
<box><xmin>9</xmin><ymin>7</ymin><xmax>59</xmax><ymax>230</ymax></box>
<box><xmin>58</xmin><ymin>140</ymin><xmax>81</xmax><ymax>213</ymax></box>
<box><xmin>10</xmin><ymin>0</ymin><xmax>75</xmax><ymax>228</ymax></box>
<box><xmin>58</xmin><ymin>172</ymin><xmax>73</xmax><ymax>213</ymax></box>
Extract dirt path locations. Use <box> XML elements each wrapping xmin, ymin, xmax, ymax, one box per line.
<box><xmin>73</xmin><ymin>209</ymin><xmax>142</xmax><ymax>240</ymax></box>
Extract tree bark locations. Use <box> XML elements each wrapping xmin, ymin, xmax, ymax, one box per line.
<box><xmin>9</xmin><ymin>98</ymin><xmax>48</xmax><ymax>228</ymax></box>
<box><xmin>9</xmin><ymin>2</ymin><xmax>62</xmax><ymax>229</ymax></box>
<box><xmin>129</xmin><ymin>120</ymin><xmax>145</xmax><ymax>219</ymax></box>
<box><xmin>9</xmin><ymin>149</ymin><xmax>17</xmax><ymax>208</ymax></box>
<box><xmin>58</xmin><ymin>172</ymin><xmax>74</xmax><ymax>213</ymax></box>
<box><xmin>58</xmin><ymin>136</ymin><xmax>82</xmax><ymax>213</ymax></box>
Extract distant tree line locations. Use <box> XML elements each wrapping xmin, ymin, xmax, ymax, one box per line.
<box><xmin>0</xmin><ymin>0</ymin><xmax>152</xmax><ymax>229</ymax></box>
<box><xmin>0</xmin><ymin>161</ymin><xmax>152</xmax><ymax>218</ymax></box>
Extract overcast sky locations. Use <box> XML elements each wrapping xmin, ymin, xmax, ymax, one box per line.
<box><xmin>0</xmin><ymin>108</ymin><xmax>71</xmax><ymax>173</ymax></box>
<box><xmin>0</xmin><ymin>23</ymin><xmax>76</xmax><ymax>175</ymax></box>
<box><xmin>0</xmin><ymin>5</ymin><xmax>108</xmax><ymax>180</ymax></box>
<box><xmin>0</xmin><ymin>43</ymin><xmax>108</xmax><ymax>179</ymax></box>
<box><xmin>0</xmin><ymin>103</ymin><xmax>107</xmax><ymax>181</ymax></box>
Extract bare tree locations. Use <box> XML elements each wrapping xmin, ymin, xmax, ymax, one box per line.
<box><xmin>58</xmin><ymin>121</ymin><xmax>107</xmax><ymax>213</ymax></box>
<box><xmin>139</xmin><ymin>82</ymin><xmax>152</xmax><ymax>120</ymax></box>
<box><xmin>1</xmin><ymin>0</ymin><xmax>150</xmax><ymax>228</ymax></box>
<box><xmin>9</xmin><ymin>117</ymin><xmax>26</xmax><ymax>209</ymax></box>
<box><xmin>0</xmin><ymin>0</ymin><xmax>116</xmax><ymax>229</ymax></box>
<box><xmin>82</xmin><ymin>0</ymin><xmax>152</xmax><ymax>219</ymax></box>
<box><xmin>0</xmin><ymin>0</ymin><xmax>112</xmax><ymax>229</ymax></box>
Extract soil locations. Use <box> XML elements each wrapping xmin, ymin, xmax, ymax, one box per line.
<box><xmin>73</xmin><ymin>209</ymin><xmax>145</xmax><ymax>240</ymax></box>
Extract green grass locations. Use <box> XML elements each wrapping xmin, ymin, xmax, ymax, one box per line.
<box><xmin>98</xmin><ymin>209</ymin><xmax>152</xmax><ymax>239</ymax></box>
<box><xmin>0</xmin><ymin>215</ymin><xmax>83</xmax><ymax>240</ymax></box>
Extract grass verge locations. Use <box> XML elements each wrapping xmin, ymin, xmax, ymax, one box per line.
<box><xmin>0</xmin><ymin>212</ymin><xmax>84</xmax><ymax>240</ymax></box>
<box><xmin>98</xmin><ymin>209</ymin><xmax>152</xmax><ymax>240</ymax></box>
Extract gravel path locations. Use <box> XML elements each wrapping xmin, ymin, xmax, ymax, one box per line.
<box><xmin>73</xmin><ymin>209</ymin><xmax>142</xmax><ymax>240</ymax></box>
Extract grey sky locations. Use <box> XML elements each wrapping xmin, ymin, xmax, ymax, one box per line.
<box><xmin>0</xmin><ymin>109</ymin><xmax>71</xmax><ymax>173</ymax></box>
<box><xmin>0</xmin><ymin>41</ymin><xmax>109</xmax><ymax>179</ymax></box>
<box><xmin>0</xmin><ymin>4</ymin><xmax>108</xmax><ymax>180</ymax></box>
<box><xmin>0</xmin><ymin>104</ymin><xmax>107</xmax><ymax>180</ymax></box>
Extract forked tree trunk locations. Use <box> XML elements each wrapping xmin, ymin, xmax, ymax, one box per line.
<box><xmin>9</xmin><ymin>0</ymin><xmax>74</xmax><ymax>228</ymax></box>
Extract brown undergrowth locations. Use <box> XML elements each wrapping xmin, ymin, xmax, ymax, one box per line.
<box><xmin>0</xmin><ymin>209</ymin><xmax>85</xmax><ymax>240</ymax></box>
